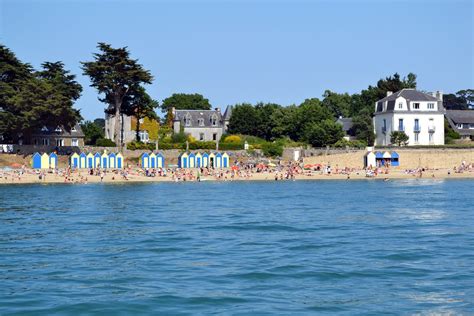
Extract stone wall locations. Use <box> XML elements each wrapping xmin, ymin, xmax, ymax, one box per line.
<box><xmin>303</xmin><ymin>148</ymin><xmax>474</xmax><ymax>169</ymax></box>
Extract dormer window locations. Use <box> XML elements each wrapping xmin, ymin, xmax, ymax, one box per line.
<box><xmin>427</xmin><ymin>103</ymin><xmax>435</xmax><ymax>109</ymax></box>
<box><xmin>41</xmin><ymin>126</ymin><xmax>49</xmax><ymax>132</ymax></box>
<box><xmin>398</xmin><ymin>103</ymin><xmax>403</xmax><ymax>109</ymax></box>
<box><xmin>198</xmin><ymin>118</ymin><xmax>204</xmax><ymax>126</ymax></box>
<box><xmin>413</xmin><ymin>103</ymin><xmax>420</xmax><ymax>110</ymax></box>
<box><xmin>71</xmin><ymin>126</ymin><xmax>77</xmax><ymax>132</ymax></box>
<box><xmin>185</xmin><ymin>113</ymin><xmax>192</xmax><ymax>126</ymax></box>
<box><xmin>55</xmin><ymin>126</ymin><xmax>62</xmax><ymax>132</ymax></box>
<box><xmin>211</xmin><ymin>114</ymin><xmax>218</xmax><ymax>126</ymax></box>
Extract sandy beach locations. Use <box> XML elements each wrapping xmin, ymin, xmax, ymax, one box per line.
<box><xmin>1</xmin><ymin>168</ymin><xmax>473</xmax><ymax>185</ymax></box>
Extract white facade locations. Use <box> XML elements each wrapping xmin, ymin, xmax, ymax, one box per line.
<box><xmin>373</xmin><ymin>89</ymin><xmax>445</xmax><ymax>146</ymax></box>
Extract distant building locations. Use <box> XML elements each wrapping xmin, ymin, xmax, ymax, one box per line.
<box><xmin>105</xmin><ymin>113</ymin><xmax>135</xmax><ymax>144</ymax></box>
<box><xmin>31</xmin><ymin>124</ymin><xmax>84</xmax><ymax>147</ymax></box>
<box><xmin>445</xmin><ymin>110</ymin><xmax>474</xmax><ymax>141</ymax></box>
<box><xmin>172</xmin><ymin>106</ymin><xmax>232</xmax><ymax>142</ymax></box>
<box><xmin>373</xmin><ymin>89</ymin><xmax>445</xmax><ymax>146</ymax></box>
<box><xmin>336</xmin><ymin>117</ymin><xmax>355</xmax><ymax>141</ymax></box>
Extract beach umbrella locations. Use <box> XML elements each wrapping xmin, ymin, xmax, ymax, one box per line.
<box><xmin>231</xmin><ymin>165</ymin><xmax>239</xmax><ymax>171</ymax></box>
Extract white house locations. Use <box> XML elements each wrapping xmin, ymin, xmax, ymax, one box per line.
<box><xmin>373</xmin><ymin>89</ymin><xmax>445</xmax><ymax>146</ymax></box>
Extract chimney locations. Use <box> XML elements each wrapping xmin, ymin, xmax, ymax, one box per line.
<box><xmin>436</xmin><ymin>90</ymin><xmax>443</xmax><ymax>102</ymax></box>
<box><xmin>215</xmin><ymin>107</ymin><xmax>220</xmax><ymax>112</ymax></box>
<box><xmin>386</xmin><ymin>91</ymin><xmax>393</xmax><ymax>97</ymax></box>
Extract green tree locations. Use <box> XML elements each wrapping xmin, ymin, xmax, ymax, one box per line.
<box><xmin>321</xmin><ymin>90</ymin><xmax>351</xmax><ymax>118</ymax></box>
<box><xmin>82</xmin><ymin>42</ymin><xmax>153</xmax><ymax>148</ymax></box>
<box><xmin>81</xmin><ymin>120</ymin><xmax>104</xmax><ymax>145</ymax></box>
<box><xmin>122</xmin><ymin>86</ymin><xmax>159</xmax><ymax>141</ymax></box>
<box><xmin>161</xmin><ymin>93</ymin><xmax>211</xmax><ymax>125</ymax></box>
<box><xmin>228</xmin><ymin>103</ymin><xmax>259</xmax><ymax>136</ymax></box>
<box><xmin>304</xmin><ymin>119</ymin><xmax>344</xmax><ymax>147</ymax></box>
<box><xmin>390</xmin><ymin>131</ymin><xmax>409</xmax><ymax>146</ymax></box>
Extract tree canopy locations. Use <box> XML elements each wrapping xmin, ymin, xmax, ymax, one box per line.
<box><xmin>82</xmin><ymin>42</ymin><xmax>154</xmax><ymax>147</ymax></box>
<box><xmin>161</xmin><ymin>93</ymin><xmax>211</xmax><ymax>125</ymax></box>
<box><xmin>0</xmin><ymin>45</ymin><xmax>82</xmax><ymax>142</ymax></box>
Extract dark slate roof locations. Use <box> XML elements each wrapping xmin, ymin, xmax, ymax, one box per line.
<box><xmin>445</xmin><ymin>110</ymin><xmax>474</xmax><ymax>136</ymax></box>
<box><xmin>174</xmin><ymin>110</ymin><xmax>224</xmax><ymax>128</ymax></box>
<box><xmin>378</xmin><ymin>89</ymin><xmax>438</xmax><ymax>103</ymax></box>
<box><xmin>336</xmin><ymin>118</ymin><xmax>353</xmax><ymax>132</ymax></box>
<box><xmin>32</xmin><ymin>124</ymin><xmax>85</xmax><ymax>138</ymax></box>
<box><xmin>223</xmin><ymin>106</ymin><xmax>233</xmax><ymax>120</ymax></box>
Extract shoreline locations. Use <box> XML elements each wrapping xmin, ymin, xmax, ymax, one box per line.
<box><xmin>1</xmin><ymin>169</ymin><xmax>473</xmax><ymax>185</ymax></box>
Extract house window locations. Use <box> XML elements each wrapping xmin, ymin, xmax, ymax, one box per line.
<box><xmin>414</xmin><ymin>119</ymin><xmax>420</xmax><ymax>132</ymax></box>
<box><xmin>427</xmin><ymin>103</ymin><xmax>435</xmax><ymax>109</ymax></box>
<box><xmin>34</xmin><ymin>139</ymin><xmax>39</xmax><ymax>145</ymax></box>
<box><xmin>198</xmin><ymin>118</ymin><xmax>204</xmax><ymax>126</ymax></box>
<box><xmin>211</xmin><ymin>114</ymin><xmax>218</xmax><ymax>126</ymax></box>
<box><xmin>429</xmin><ymin>118</ymin><xmax>435</xmax><ymax>131</ymax></box>
<box><xmin>413</xmin><ymin>103</ymin><xmax>420</xmax><ymax>110</ymax></box>
<box><xmin>398</xmin><ymin>103</ymin><xmax>403</xmax><ymax>109</ymax></box>
<box><xmin>56</xmin><ymin>139</ymin><xmax>64</xmax><ymax>146</ymax></box>
<box><xmin>429</xmin><ymin>133</ymin><xmax>434</xmax><ymax>143</ymax></box>
<box><xmin>199</xmin><ymin>133</ymin><xmax>204</xmax><ymax>141</ymax></box>
<box><xmin>382</xmin><ymin>119</ymin><xmax>387</xmax><ymax>132</ymax></box>
<box><xmin>71</xmin><ymin>138</ymin><xmax>79</xmax><ymax>146</ymax></box>
<box><xmin>55</xmin><ymin>126</ymin><xmax>62</xmax><ymax>132</ymax></box>
<box><xmin>185</xmin><ymin>114</ymin><xmax>192</xmax><ymax>127</ymax></box>
<box><xmin>456</xmin><ymin>123</ymin><xmax>463</xmax><ymax>129</ymax></box>
<box><xmin>469</xmin><ymin>124</ymin><xmax>474</xmax><ymax>129</ymax></box>
<box><xmin>414</xmin><ymin>133</ymin><xmax>419</xmax><ymax>143</ymax></box>
<box><xmin>212</xmin><ymin>133</ymin><xmax>217</xmax><ymax>141</ymax></box>
<box><xmin>398</xmin><ymin>119</ymin><xmax>404</xmax><ymax>131</ymax></box>
<box><xmin>71</xmin><ymin>126</ymin><xmax>77</xmax><ymax>132</ymax></box>
<box><xmin>138</xmin><ymin>131</ymin><xmax>149</xmax><ymax>143</ymax></box>
<box><xmin>42</xmin><ymin>138</ymin><xmax>49</xmax><ymax>145</ymax></box>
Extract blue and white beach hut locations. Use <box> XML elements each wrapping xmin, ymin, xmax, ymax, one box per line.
<box><xmin>201</xmin><ymin>152</ymin><xmax>209</xmax><ymax>168</ymax></box>
<box><xmin>141</xmin><ymin>152</ymin><xmax>150</xmax><ymax>168</ymax></box>
<box><xmin>149</xmin><ymin>152</ymin><xmax>157</xmax><ymax>168</ymax></box>
<box><xmin>208</xmin><ymin>152</ymin><xmax>216</xmax><ymax>168</ymax></box>
<box><xmin>70</xmin><ymin>152</ymin><xmax>79</xmax><ymax>169</ymax></box>
<box><xmin>94</xmin><ymin>152</ymin><xmax>101</xmax><ymax>168</ymax></box>
<box><xmin>195</xmin><ymin>152</ymin><xmax>202</xmax><ymax>168</ymax></box>
<box><xmin>108</xmin><ymin>152</ymin><xmax>116</xmax><ymax>169</ymax></box>
<box><xmin>87</xmin><ymin>153</ymin><xmax>94</xmax><ymax>168</ymax></box>
<box><xmin>32</xmin><ymin>152</ymin><xmax>42</xmax><ymax>169</ymax></box>
<box><xmin>383</xmin><ymin>151</ymin><xmax>391</xmax><ymax>166</ymax></box>
<box><xmin>116</xmin><ymin>153</ymin><xmax>124</xmax><ymax>169</ymax></box>
<box><xmin>375</xmin><ymin>151</ymin><xmax>384</xmax><ymax>167</ymax></box>
<box><xmin>215</xmin><ymin>152</ymin><xmax>223</xmax><ymax>168</ymax></box>
<box><xmin>391</xmin><ymin>151</ymin><xmax>400</xmax><ymax>167</ymax></box>
<box><xmin>178</xmin><ymin>152</ymin><xmax>189</xmax><ymax>168</ymax></box>
<box><xmin>101</xmin><ymin>151</ymin><xmax>109</xmax><ymax>168</ymax></box>
<box><xmin>156</xmin><ymin>152</ymin><xmax>164</xmax><ymax>168</ymax></box>
<box><xmin>79</xmin><ymin>152</ymin><xmax>87</xmax><ymax>169</ymax></box>
<box><xmin>222</xmin><ymin>152</ymin><xmax>229</xmax><ymax>168</ymax></box>
<box><xmin>188</xmin><ymin>152</ymin><xmax>196</xmax><ymax>168</ymax></box>
<box><xmin>49</xmin><ymin>152</ymin><xmax>58</xmax><ymax>169</ymax></box>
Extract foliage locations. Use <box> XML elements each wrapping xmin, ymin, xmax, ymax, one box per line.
<box><xmin>161</xmin><ymin>93</ymin><xmax>211</xmax><ymax>125</ymax></box>
<box><xmin>95</xmin><ymin>138</ymin><xmax>116</xmax><ymax>147</ymax></box>
<box><xmin>171</xmin><ymin>131</ymin><xmax>188</xmax><ymax>143</ymax></box>
<box><xmin>0</xmin><ymin>45</ymin><xmax>82</xmax><ymax>142</ymax></box>
<box><xmin>188</xmin><ymin>141</ymin><xmax>216</xmax><ymax>150</ymax></box>
<box><xmin>444</xmin><ymin>118</ymin><xmax>461</xmax><ymax>144</ymax></box>
<box><xmin>81</xmin><ymin>120</ymin><xmax>104</xmax><ymax>145</ymax></box>
<box><xmin>187</xmin><ymin>134</ymin><xmax>197</xmax><ymax>143</ymax></box>
<box><xmin>81</xmin><ymin>42</ymin><xmax>153</xmax><ymax>147</ymax></box>
<box><xmin>126</xmin><ymin>141</ymin><xmax>155</xmax><ymax>150</ymax></box>
<box><xmin>443</xmin><ymin>89</ymin><xmax>474</xmax><ymax>110</ymax></box>
<box><xmin>223</xmin><ymin>135</ymin><xmax>242</xmax><ymax>144</ymax></box>
<box><xmin>138</xmin><ymin>117</ymin><xmax>160</xmax><ymax>141</ymax></box>
<box><xmin>333</xmin><ymin>138</ymin><xmax>367</xmax><ymax>148</ymax></box>
<box><xmin>304</xmin><ymin>119</ymin><xmax>344</xmax><ymax>147</ymax></box>
<box><xmin>261</xmin><ymin>142</ymin><xmax>283</xmax><ymax>157</ymax></box>
<box><xmin>390</xmin><ymin>131</ymin><xmax>409</xmax><ymax>146</ymax></box>
<box><xmin>218</xmin><ymin>142</ymin><xmax>243</xmax><ymax>150</ymax></box>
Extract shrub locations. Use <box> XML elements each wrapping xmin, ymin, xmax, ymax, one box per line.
<box><xmin>95</xmin><ymin>138</ymin><xmax>116</xmax><ymax>147</ymax></box>
<box><xmin>223</xmin><ymin>135</ymin><xmax>242</xmax><ymax>144</ymax></box>
<box><xmin>189</xmin><ymin>141</ymin><xmax>216</xmax><ymax>150</ymax></box>
<box><xmin>333</xmin><ymin>138</ymin><xmax>367</xmax><ymax>148</ymax></box>
<box><xmin>126</xmin><ymin>141</ymin><xmax>155</xmax><ymax>150</ymax></box>
<box><xmin>219</xmin><ymin>142</ymin><xmax>243</xmax><ymax>150</ymax></box>
<box><xmin>262</xmin><ymin>142</ymin><xmax>283</xmax><ymax>157</ymax></box>
<box><xmin>171</xmin><ymin>132</ymin><xmax>188</xmax><ymax>143</ymax></box>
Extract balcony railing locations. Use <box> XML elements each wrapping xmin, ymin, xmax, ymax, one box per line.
<box><xmin>428</xmin><ymin>126</ymin><xmax>436</xmax><ymax>132</ymax></box>
<box><xmin>398</xmin><ymin>126</ymin><xmax>405</xmax><ymax>132</ymax></box>
<box><xmin>414</xmin><ymin>125</ymin><xmax>421</xmax><ymax>133</ymax></box>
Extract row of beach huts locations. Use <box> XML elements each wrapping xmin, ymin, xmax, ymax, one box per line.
<box><xmin>31</xmin><ymin>151</ymin><xmax>231</xmax><ymax>169</ymax></box>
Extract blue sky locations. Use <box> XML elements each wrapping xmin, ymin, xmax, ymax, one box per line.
<box><xmin>1</xmin><ymin>0</ymin><xmax>473</xmax><ymax>120</ymax></box>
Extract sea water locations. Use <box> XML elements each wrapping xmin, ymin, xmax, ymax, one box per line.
<box><xmin>0</xmin><ymin>179</ymin><xmax>473</xmax><ymax>314</ymax></box>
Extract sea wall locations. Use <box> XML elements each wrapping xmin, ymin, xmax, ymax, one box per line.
<box><xmin>303</xmin><ymin>148</ymin><xmax>474</xmax><ymax>169</ymax></box>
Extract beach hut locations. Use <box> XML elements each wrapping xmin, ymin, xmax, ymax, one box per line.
<box><xmin>222</xmin><ymin>152</ymin><xmax>229</xmax><ymax>168</ymax></box>
<box><xmin>49</xmin><ymin>152</ymin><xmax>58</xmax><ymax>169</ymax></box>
<box><xmin>188</xmin><ymin>152</ymin><xmax>196</xmax><ymax>168</ymax></box>
<box><xmin>101</xmin><ymin>151</ymin><xmax>109</xmax><ymax>168</ymax></box>
<box><xmin>94</xmin><ymin>152</ymin><xmax>101</xmax><ymax>168</ymax></box>
<box><xmin>215</xmin><ymin>152</ymin><xmax>222</xmax><ymax>168</ymax></box>
<box><xmin>87</xmin><ymin>153</ymin><xmax>94</xmax><ymax>168</ymax></box>
<box><xmin>108</xmin><ymin>152</ymin><xmax>116</xmax><ymax>169</ymax></box>
<box><xmin>209</xmin><ymin>152</ymin><xmax>216</xmax><ymax>168</ymax></box>
<box><xmin>195</xmin><ymin>152</ymin><xmax>202</xmax><ymax>168</ymax></box>
<box><xmin>201</xmin><ymin>152</ymin><xmax>209</xmax><ymax>168</ymax></box>
<box><xmin>116</xmin><ymin>153</ymin><xmax>124</xmax><ymax>169</ymax></box>
<box><xmin>156</xmin><ymin>152</ymin><xmax>164</xmax><ymax>168</ymax></box>
<box><xmin>149</xmin><ymin>152</ymin><xmax>157</xmax><ymax>168</ymax></box>
<box><xmin>41</xmin><ymin>153</ymin><xmax>50</xmax><ymax>169</ymax></box>
<box><xmin>141</xmin><ymin>152</ymin><xmax>150</xmax><ymax>168</ymax></box>
<box><xmin>70</xmin><ymin>152</ymin><xmax>79</xmax><ymax>169</ymax></box>
<box><xmin>391</xmin><ymin>151</ymin><xmax>400</xmax><ymax>167</ymax></box>
<box><xmin>79</xmin><ymin>152</ymin><xmax>87</xmax><ymax>169</ymax></box>
<box><xmin>178</xmin><ymin>152</ymin><xmax>189</xmax><ymax>168</ymax></box>
<box><xmin>32</xmin><ymin>152</ymin><xmax>42</xmax><ymax>169</ymax></box>
<box><xmin>364</xmin><ymin>151</ymin><xmax>376</xmax><ymax>168</ymax></box>
<box><xmin>375</xmin><ymin>151</ymin><xmax>384</xmax><ymax>167</ymax></box>
<box><xmin>383</xmin><ymin>151</ymin><xmax>391</xmax><ymax>166</ymax></box>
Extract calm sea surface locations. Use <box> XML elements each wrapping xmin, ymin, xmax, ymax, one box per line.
<box><xmin>0</xmin><ymin>180</ymin><xmax>473</xmax><ymax>315</ymax></box>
